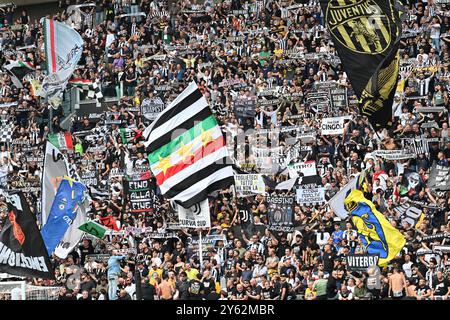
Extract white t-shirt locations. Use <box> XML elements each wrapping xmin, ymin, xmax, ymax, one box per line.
<box><xmin>402</xmin><ymin>261</ymin><xmax>413</xmax><ymax>278</ymax></box>
<box><xmin>125</xmin><ymin>283</ymin><xmax>136</xmax><ymax>300</ymax></box>
<box><xmin>106</xmin><ymin>33</ymin><xmax>116</xmax><ymax>48</ymax></box>
<box><xmin>430</xmin><ymin>23</ymin><xmax>441</xmax><ymax>39</ymax></box>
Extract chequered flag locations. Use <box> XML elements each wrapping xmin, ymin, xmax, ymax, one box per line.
<box><xmin>0</xmin><ymin>122</ymin><xmax>14</xmax><ymax>143</ymax></box>
<box><xmin>87</xmin><ymin>82</ymin><xmax>104</xmax><ymax>102</ymax></box>
<box><xmin>75</xmin><ymin>81</ymin><xmax>104</xmax><ymax>104</ymax></box>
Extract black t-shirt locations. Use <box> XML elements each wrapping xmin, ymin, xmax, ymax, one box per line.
<box><xmin>415</xmin><ymin>285</ymin><xmax>431</xmax><ymax>297</ymax></box>
<box><xmin>247</xmin><ymin>285</ymin><xmax>261</xmax><ymax>300</ymax></box>
<box><xmin>232</xmin><ymin>288</ymin><xmax>248</xmax><ymax>300</ymax></box>
<box><xmin>176</xmin><ymin>280</ymin><xmax>190</xmax><ymax>300</ymax></box>
<box><xmin>280</xmin><ymin>281</ymin><xmax>290</xmax><ymax>300</ymax></box>
<box><xmin>409</xmin><ymin>274</ymin><xmax>421</xmax><ymax>286</ymax></box>
<box><xmin>433</xmin><ymin>278</ymin><xmax>450</xmax><ymax>296</ymax></box>
<box><xmin>276</xmin><ymin>241</ymin><xmax>290</xmax><ymax>258</ymax></box>
<box><xmin>188</xmin><ymin>280</ymin><xmax>203</xmax><ymax>300</ymax></box>
<box><xmin>323</xmin><ymin>251</ymin><xmax>336</xmax><ymax>273</ymax></box>
<box><xmin>80</xmin><ymin>280</ymin><xmax>96</xmax><ymax>293</ymax></box>
<box><xmin>261</xmin><ymin>287</ymin><xmax>274</xmax><ymax>300</ymax></box>
<box><xmin>326</xmin><ymin>277</ymin><xmax>339</xmax><ymax>298</ymax></box>
<box><xmin>272</xmin><ymin>281</ymin><xmax>281</xmax><ymax>299</ymax></box>
<box><xmin>202</xmin><ymin>278</ymin><xmax>215</xmax><ymax>296</ymax></box>
<box><xmin>79</xmin><ymin>244</ymin><xmax>95</xmax><ymax>265</ymax></box>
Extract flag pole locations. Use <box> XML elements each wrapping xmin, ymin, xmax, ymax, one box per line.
<box><xmin>198</xmin><ymin>229</ymin><xmax>203</xmax><ymax>272</ymax></box>
<box><xmin>49</xmin><ymin>106</ymin><xmax>54</xmax><ymax>134</ymax></box>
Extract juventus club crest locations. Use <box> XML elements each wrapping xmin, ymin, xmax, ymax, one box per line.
<box><xmin>325</xmin><ymin>0</ymin><xmax>392</xmax><ymax>55</ymax></box>
<box><xmin>171</xmin><ymin>201</ymin><xmax>203</xmax><ymax>220</ymax></box>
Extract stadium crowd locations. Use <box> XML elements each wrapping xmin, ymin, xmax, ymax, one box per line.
<box><xmin>0</xmin><ymin>0</ymin><xmax>449</xmax><ymax>300</ymax></box>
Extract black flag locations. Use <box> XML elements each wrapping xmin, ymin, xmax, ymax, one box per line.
<box><xmin>0</xmin><ymin>192</ymin><xmax>55</xmax><ymax>280</ymax></box>
<box><xmin>320</xmin><ymin>0</ymin><xmax>403</xmax><ymax>129</ymax></box>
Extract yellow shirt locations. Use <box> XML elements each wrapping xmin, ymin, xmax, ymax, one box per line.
<box><xmin>135</xmin><ymin>59</ymin><xmax>144</xmax><ymax>69</ymax></box>
<box><xmin>185</xmin><ymin>268</ymin><xmax>199</xmax><ymax>281</ymax></box>
<box><xmin>396</xmin><ymin>78</ymin><xmax>405</xmax><ymax>93</ymax></box>
<box><xmin>220</xmin><ymin>222</ymin><xmax>230</xmax><ymax>229</ymax></box>
<box><xmin>149</xmin><ymin>268</ymin><xmax>163</xmax><ymax>286</ymax></box>
<box><xmin>305</xmin><ymin>288</ymin><xmax>316</xmax><ymax>300</ymax></box>
<box><xmin>274</xmin><ymin>48</ymin><xmax>283</xmax><ymax>57</ymax></box>
<box><xmin>182</xmin><ymin>58</ymin><xmax>196</xmax><ymax>69</ymax></box>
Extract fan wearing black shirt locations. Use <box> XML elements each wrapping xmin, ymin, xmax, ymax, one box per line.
<box><xmin>79</xmin><ymin>239</ymin><xmax>95</xmax><ymax>265</ymax></box>
<box><xmin>201</xmin><ymin>270</ymin><xmax>216</xmax><ymax>300</ymax></box>
<box><xmin>261</xmin><ymin>280</ymin><xmax>275</xmax><ymax>300</ymax></box>
<box><xmin>236</xmin><ymin>251</ymin><xmax>254</xmax><ymax>277</ymax></box>
<box><xmin>279</xmin><ymin>274</ymin><xmax>290</xmax><ymax>300</ymax></box>
<box><xmin>432</xmin><ymin>271</ymin><xmax>450</xmax><ymax>299</ymax></box>
<box><xmin>322</xmin><ymin>244</ymin><xmax>336</xmax><ymax>273</ymax></box>
<box><xmin>141</xmin><ymin>277</ymin><xmax>157</xmax><ymax>300</ymax></box>
<box><xmin>175</xmin><ymin>272</ymin><xmax>190</xmax><ymax>300</ymax></box>
<box><xmin>326</xmin><ymin>270</ymin><xmax>340</xmax><ymax>300</ymax></box>
<box><xmin>246</xmin><ymin>278</ymin><xmax>262</xmax><ymax>300</ymax></box>
<box><xmin>414</xmin><ymin>278</ymin><xmax>432</xmax><ymax>300</ymax></box>
<box><xmin>231</xmin><ymin>283</ymin><xmax>248</xmax><ymax>300</ymax></box>
<box><xmin>276</xmin><ymin>235</ymin><xmax>290</xmax><ymax>258</ymax></box>
<box><xmin>188</xmin><ymin>273</ymin><xmax>204</xmax><ymax>300</ymax></box>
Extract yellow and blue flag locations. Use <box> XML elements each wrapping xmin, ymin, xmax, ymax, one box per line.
<box><xmin>344</xmin><ymin>189</ymin><xmax>405</xmax><ymax>266</ymax></box>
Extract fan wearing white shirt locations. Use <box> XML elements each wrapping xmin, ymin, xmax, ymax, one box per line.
<box><xmin>315</xmin><ymin>224</ymin><xmax>331</xmax><ymax>249</ymax></box>
<box><xmin>402</xmin><ymin>254</ymin><xmax>414</xmax><ymax>278</ymax></box>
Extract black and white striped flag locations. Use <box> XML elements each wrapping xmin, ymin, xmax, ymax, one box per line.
<box><xmin>143</xmin><ymin>81</ymin><xmax>234</xmax><ymax>208</ymax></box>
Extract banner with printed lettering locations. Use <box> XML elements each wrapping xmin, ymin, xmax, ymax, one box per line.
<box><xmin>234</xmin><ymin>97</ymin><xmax>257</xmax><ymax>119</ymax></box>
<box><xmin>253</xmin><ymin>146</ymin><xmax>285</xmax><ymax>173</ymax></box>
<box><xmin>141</xmin><ymin>97</ymin><xmax>165</xmax><ymax>121</ymax></box>
<box><xmin>124</xmin><ymin>173</ymin><xmax>156</xmax><ymax>213</ymax></box>
<box><xmin>296</xmin><ymin>187</ymin><xmax>326</xmax><ymax>206</ymax></box>
<box><xmin>171</xmin><ymin>199</ymin><xmax>211</xmax><ymax>229</ymax></box>
<box><xmin>402</xmin><ymin>137</ymin><xmax>429</xmax><ymax>156</ymax></box>
<box><xmin>288</xmin><ymin>160</ymin><xmax>319</xmax><ymax>185</ymax></box>
<box><xmin>372</xmin><ymin>149</ymin><xmax>416</xmax><ymax>160</ymax></box>
<box><xmin>393</xmin><ymin>203</ymin><xmax>425</xmax><ymax>229</ymax></box>
<box><xmin>428</xmin><ymin>164</ymin><xmax>450</xmax><ymax>191</ymax></box>
<box><xmin>186</xmin><ymin>234</ymin><xmax>228</xmax><ymax>260</ymax></box>
<box><xmin>0</xmin><ymin>191</ymin><xmax>55</xmax><ymax>279</ymax></box>
<box><xmin>320</xmin><ymin>116</ymin><xmax>347</xmax><ymax>135</ymax></box>
<box><xmin>234</xmin><ymin>174</ymin><xmax>266</xmax><ymax>197</ymax></box>
<box><xmin>267</xmin><ymin>195</ymin><xmax>295</xmax><ymax>233</ymax></box>
<box><xmin>330</xmin><ymin>88</ymin><xmax>348</xmax><ymax>109</ymax></box>
<box><xmin>79</xmin><ymin>170</ymin><xmax>99</xmax><ymax>187</ymax></box>
<box><xmin>346</xmin><ymin>254</ymin><xmax>380</xmax><ymax>272</ymax></box>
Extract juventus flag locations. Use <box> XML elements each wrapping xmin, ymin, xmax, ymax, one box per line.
<box><xmin>403</xmin><ymin>137</ymin><xmax>429</xmax><ymax>156</ymax></box>
<box><xmin>320</xmin><ymin>0</ymin><xmax>404</xmax><ymax>129</ymax></box>
<box><xmin>0</xmin><ymin>191</ymin><xmax>55</xmax><ymax>279</ymax></box>
<box><xmin>171</xmin><ymin>199</ymin><xmax>211</xmax><ymax>228</ymax></box>
<box><xmin>237</xmin><ymin>202</ymin><xmax>254</xmax><ymax>238</ymax></box>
